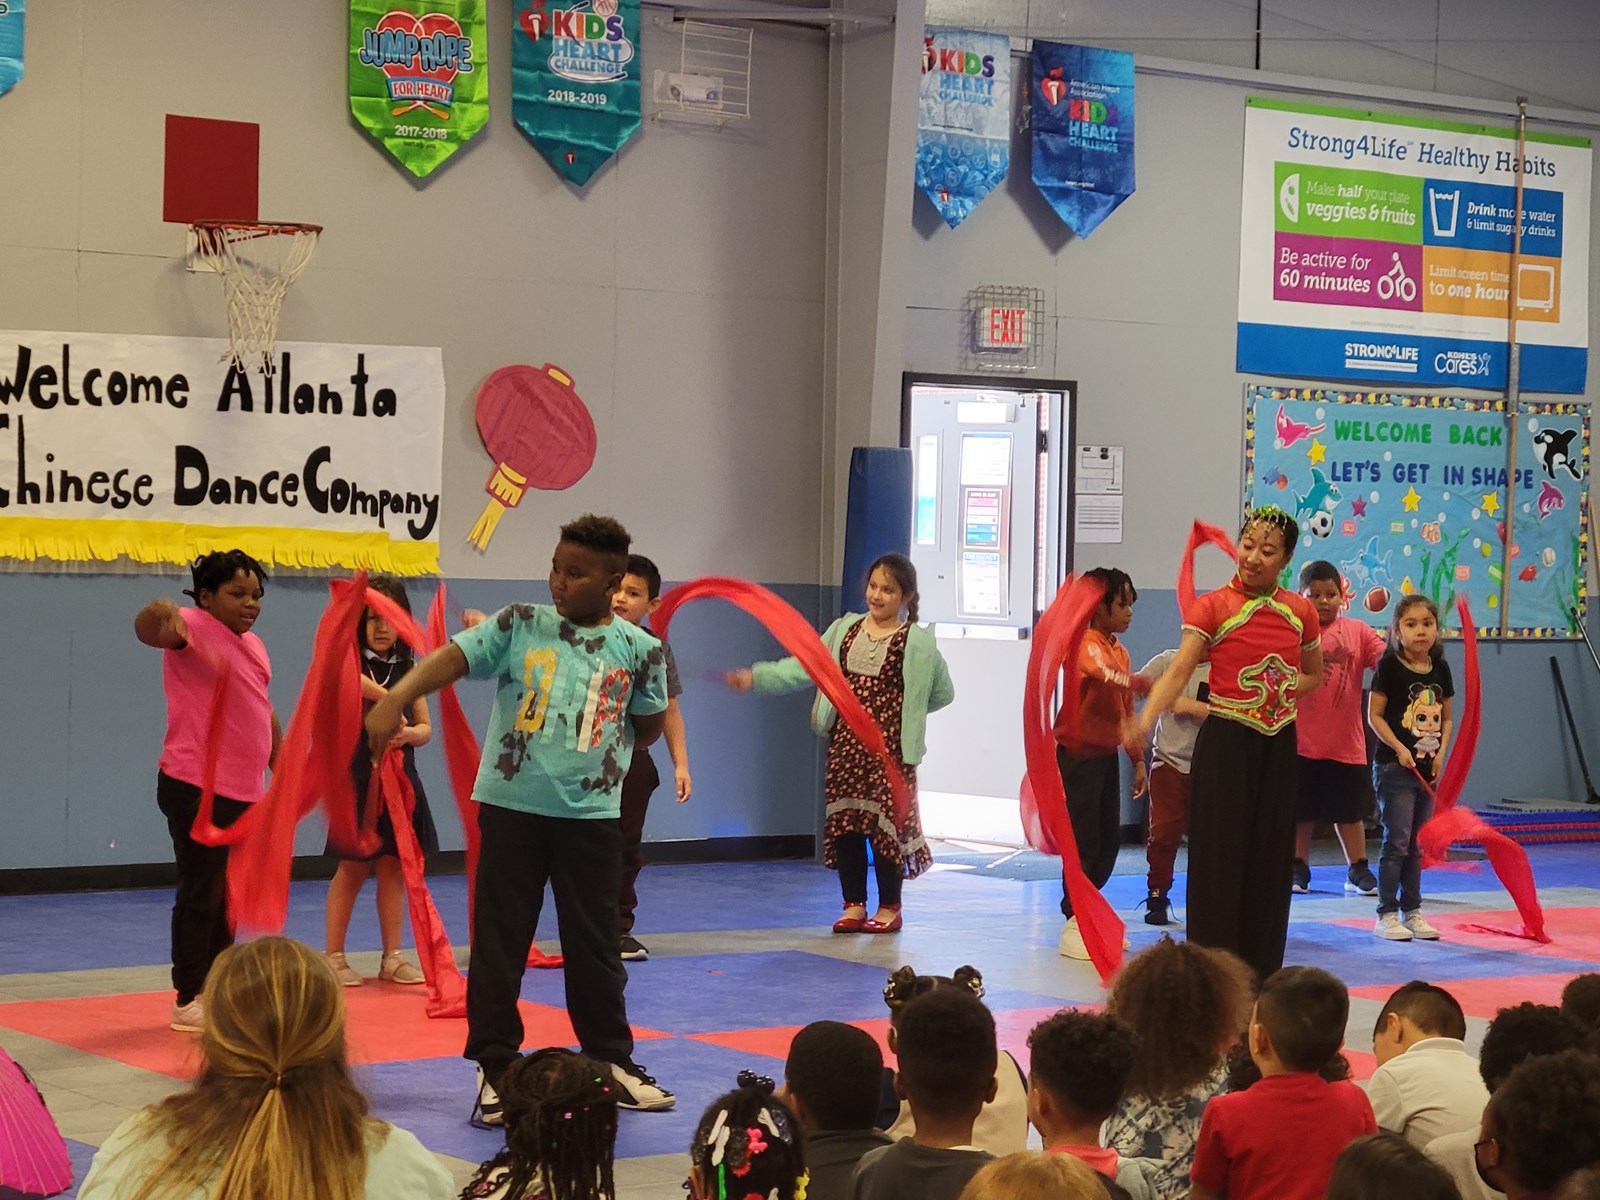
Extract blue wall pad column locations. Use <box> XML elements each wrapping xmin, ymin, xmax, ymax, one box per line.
<box><xmin>841</xmin><ymin>447</ymin><xmax>913</xmax><ymax>601</ymax></box>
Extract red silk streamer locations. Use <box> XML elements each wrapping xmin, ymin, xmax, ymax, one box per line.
<box><xmin>372</xmin><ymin>755</ymin><xmax>470</xmax><ymax>1016</ymax></box>
<box><xmin>1021</xmin><ymin>575</ymin><xmax>1127</xmax><ymax>983</ymax></box>
<box><xmin>426</xmin><ymin>589</ymin><xmax>484</xmax><ymax>940</ymax></box>
<box><xmin>1177</xmin><ymin>520</ymin><xmax>1239</xmax><ymax>614</ymax></box>
<box><xmin>1413</xmin><ymin>598</ymin><xmax>1549</xmax><ymax>942</ymax></box>
<box><xmin>653</xmin><ymin>577</ymin><xmax>913</xmax><ymax>826</ymax></box>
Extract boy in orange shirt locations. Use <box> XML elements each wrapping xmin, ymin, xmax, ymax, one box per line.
<box><xmin>1055</xmin><ymin>568</ymin><xmax>1148</xmax><ymax>959</ymax></box>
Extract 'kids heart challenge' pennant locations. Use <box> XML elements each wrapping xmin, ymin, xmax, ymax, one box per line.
<box><xmin>916</xmin><ymin>28</ymin><xmax>1011</xmax><ymax>228</ymax></box>
<box><xmin>513</xmin><ymin>0</ymin><xmax>642</xmax><ymax>186</ymax></box>
<box><xmin>0</xmin><ymin>0</ymin><xmax>24</xmax><ymax>100</ymax></box>
<box><xmin>350</xmin><ymin>0</ymin><xmax>489</xmax><ymax>178</ymax></box>
<box><xmin>1031</xmin><ymin>43</ymin><xmax>1135</xmax><ymax>238</ymax></box>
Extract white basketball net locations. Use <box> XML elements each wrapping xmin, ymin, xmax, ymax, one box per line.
<box><xmin>191</xmin><ymin>222</ymin><xmax>321</xmax><ymax>376</ymax></box>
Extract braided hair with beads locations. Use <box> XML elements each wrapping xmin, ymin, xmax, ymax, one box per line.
<box><xmin>459</xmin><ymin>1050</ymin><xmax>618</xmax><ymax>1200</ymax></box>
<box><xmin>688</xmin><ymin>1074</ymin><xmax>807</xmax><ymax>1200</ymax></box>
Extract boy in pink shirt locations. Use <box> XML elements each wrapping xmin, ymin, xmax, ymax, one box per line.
<box><xmin>1292</xmin><ymin>561</ymin><xmax>1386</xmax><ymax>896</ymax></box>
<box><xmin>136</xmin><ymin>551</ymin><xmax>279</xmax><ymax>1034</ymax></box>
<box><xmin>1191</xmin><ymin>966</ymin><xmax>1377</xmax><ymax>1200</ymax></box>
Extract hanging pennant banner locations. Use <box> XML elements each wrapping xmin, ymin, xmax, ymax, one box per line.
<box><xmin>512</xmin><ymin>0</ymin><xmax>642</xmax><ymax>186</ymax></box>
<box><xmin>350</xmin><ymin>0</ymin><xmax>489</xmax><ymax>179</ymax></box>
<box><xmin>1031</xmin><ymin>42</ymin><xmax>1135</xmax><ymax>238</ymax></box>
<box><xmin>0</xmin><ymin>1</ymin><xmax>23</xmax><ymax>100</ymax></box>
<box><xmin>916</xmin><ymin>27</ymin><xmax>1010</xmax><ymax>229</ymax></box>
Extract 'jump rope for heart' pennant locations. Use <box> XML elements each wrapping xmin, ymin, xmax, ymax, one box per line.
<box><xmin>0</xmin><ymin>1</ymin><xmax>24</xmax><ymax>100</ymax></box>
<box><xmin>350</xmin><ymin>0</ymin><xmax>489</xmax><ymax>178</ymax></box>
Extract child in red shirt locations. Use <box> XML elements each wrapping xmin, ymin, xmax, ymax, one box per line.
<box><xmin>1055</xmin><ymin>568</ymin><xmax>1148</xmax><ymax>960</ymax></box>
<box><xmin>1191</xmin><ymin>966</ymin><xmax>1377</xmax><ymax>1200</ymax></box>
<box><xmin>1292</xmin><ymin>560</ymin><xmax>1386</xmax><ymax>897</ymax></box>
<box><xmin>1132</xmin><ymin>508</ymin><xmax>1323</xmax><ymax>982</ymax></box>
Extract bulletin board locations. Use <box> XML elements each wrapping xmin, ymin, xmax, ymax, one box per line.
<box><xmin>1244</xmin><ymin>384</ymin><xmax>1589</xmax><ymax>637</ymax></box>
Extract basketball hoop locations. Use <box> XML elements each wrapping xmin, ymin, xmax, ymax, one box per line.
<box><xmin>189</xmin><ymin>220</ymin><xmax>321</xmax><ymax>376</ymax></box>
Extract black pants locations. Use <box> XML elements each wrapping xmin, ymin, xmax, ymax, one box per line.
<box><xmin>1186</xmin><ymin>718</ymin><xmax>1299</xmax><ymax>982</ymax></box>
<box><xmin>1057</xmin><ymin>746</ymin><xmax>1122</xmax><ymax>918</ymax></box>
<box><xmin>834</xmin><ymin>834</ymin><xmax>903</xmax><ymax>907</ymax></box>
<box><xmin>156</xmin><ymin>772</ymin><xmax>249</xmax><ymax>1004</ymax></box>
<box><xmin>617</xmin><ymin>750</ymin><xmax>658</xmax><ymax>935</ymax></box>
<box><xmin>466</xmin><ymin>804</ymin><xmax>633</xmax><ymax>1081</ymax></box>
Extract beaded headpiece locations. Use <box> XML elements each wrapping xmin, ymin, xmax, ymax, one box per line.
<box><xmin>1240</xmin><ymin>505</ymin><xmax>1300</xmax><ymax>553</ymax></box>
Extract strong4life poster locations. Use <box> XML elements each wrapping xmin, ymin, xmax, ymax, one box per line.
<box><xmin>350</xmin><ymin>0</ymin><xmax>489</xmax><ymax>178</ymax></box>
<box><xmin>513</xmin><ymin>0</ymin><xmax>642</xmax><ymax>186</ymax></box>
<box><xmin>1238</xmin><ymin>99</ymin><xmax>1591</xmax><ymax>393</ymax></box>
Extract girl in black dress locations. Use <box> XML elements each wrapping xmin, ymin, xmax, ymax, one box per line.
<box><xmin>323</xmin><ymin>575</ymin><xmax>439</xmax><ymax>986</ymax></box>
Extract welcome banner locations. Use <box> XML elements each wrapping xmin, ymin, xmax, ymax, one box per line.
<box><xmin>1238</xmin><ymin>99</ymin><xmax>1592</xmax><ymax>393</ymax></box>
<box><xmin>1244</xmin><ymin>384</ymin><xmax>1588</xmax><ymax>637</ymax></box>
<box><xmin>350</xmin><ymin>0</ymin><xmax>489</xmax><ymax>178</ymax></box>
<box><xmin>0</xmin><ymin>332</ymin><xmax>446</xmax><ymax>574</ymax></box>
<box><xmin>916</xmin><ymin>27</ymin><xmax>1010</xmax><ymax>229</ymax></box>
<box><xmin>512</xmin><ymin>0</ymin><xmax>641</xmax><ymax>186</ymax></box>
<box><xmin>1030</xmin><ymin>42</ymin><xmax>1135</xmax><ymax>238</ymax></box>
<box><xmin>0</xmin><ymin>1</ymin><xmax>22</xmax><ymax>99</ymax></box>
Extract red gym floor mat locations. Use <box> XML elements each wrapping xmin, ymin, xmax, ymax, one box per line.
<box><xmin>0</xmin><ymin>985</ymin><xmax>668</xmax><ymax>1080</ymax></box>
<box><xmin>1351</xmin><ymin>973</ymin><xmax>1579</xmax><ymax>1019</ymax></box>
<box><xmin>1330</xmin><ymin>906</ymin><xmax>1600</xmax><ymax>962</ymax></box>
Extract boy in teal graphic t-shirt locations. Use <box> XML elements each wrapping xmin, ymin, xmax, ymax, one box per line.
<box><xmin>366</xmin><ymin>514</ymin><xmax>673</xmax><ymax>1123</ymax></box>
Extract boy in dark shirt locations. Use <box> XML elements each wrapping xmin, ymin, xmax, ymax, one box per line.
<box><xmin>850</xmin><ymin>989</ymin><xmax>997</xmax><ymax>1200</ymax></box>
<box><xmin>783</xmin><ymin>1021</ymin><xmax>893</xmax><ymax>1200</ymax></box>
<box><xmin>1191</xmin><ymin>966</ymin><xmax>1376</xmax><ymax>1200</ymax></box>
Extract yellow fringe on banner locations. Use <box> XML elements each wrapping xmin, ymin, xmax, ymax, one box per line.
<box><xmin>0</xmin><ymin>518</ymin><xmax>439</xmax><ymax>576</ymax></box>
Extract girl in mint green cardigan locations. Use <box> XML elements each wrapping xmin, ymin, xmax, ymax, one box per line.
<box><xmin>727</xmin><ymin>554</ymin><xmax>954</xmax><ymax>933</ymax></box>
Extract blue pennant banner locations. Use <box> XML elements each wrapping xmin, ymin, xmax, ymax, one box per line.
<box><xmin>916</xmin><ymin>27</ymin><xmax>1010</xmax><ymax>229</ymax></box>
<box><xmin>1031</xmin><ymin>42</ymin><xmax>1135</xmax><ymax>238</ymax></box>
<box><xmin>513</xmin><ymin>0</ymin><xmax>642</xmax><ymax>187</ymax></box>
<box><xmin>0</xmin><ymin>0</ymin><xmax>24</xmax><ymax>100</ymax></box>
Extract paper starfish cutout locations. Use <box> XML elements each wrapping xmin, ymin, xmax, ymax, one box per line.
<box><xmin>1481</xmin><ymin>491</ymin><xmax>1502</xmax><ymax>517</ymax></box>
<box><xmin>1351</xmin><ymin>496</ymin><xmax>1367</xmax><ymax>517</ymax></box>
<box><xmin>1403</xmin><ymin>486</ymin><xmax>1422</xmax><ymax>512</ymax></box>
<box><xmin>1306</xmin><ymin>438</ymin><xmax>1327</xmax><ymax>466</ymax></box>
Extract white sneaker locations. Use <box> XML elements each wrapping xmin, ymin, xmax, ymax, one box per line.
<box><xmin>170</xmin><ymin>996</ymin><xmax>204</xmax><ymax>1032</ymax></box>
<box><xmin>471</xmin><ymin>1065</ymin><xmax>505</xmax><ymax>1127</ymax></box>
<box><xmin>1403</xmin><ymin>910</ymin><xmax>1441</xmax><ymax>940</ymax></box>
<box><xmin>1058</xmin><ymin>917</ymin><xmax>1090</xmax><ymax>960</ymax></box>
<box><xmin>611</xmin><ymin>1060</ymin><xmax>676</xmax><ymax>1111</ymax></box>
<box><xmin>1375</xmin><ymin>912</ymin><xmax>1413</xmax><ymax>941</ymax></box>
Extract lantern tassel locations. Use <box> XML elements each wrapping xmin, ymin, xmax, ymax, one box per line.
<box><xmin>466</xmin><ymin>463</ymin><xmax>529</xmax><ymax>551</ymax></box>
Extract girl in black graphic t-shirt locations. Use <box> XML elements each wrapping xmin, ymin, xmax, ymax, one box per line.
<box><xmin>1368</xmin><ymin>596</ymin><xmax>1453</xmax><ymax>942</ymax></box>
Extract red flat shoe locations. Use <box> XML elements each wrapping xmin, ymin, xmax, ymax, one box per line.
<box><xmin>862</xmin><ymin>905</ymin><xmax>903</xmax><ymax>934</ymax></box>
<box><xmin>833</xmin><ymin>905</ymin><xmax>868</xmax><ymax>933</ymax></box>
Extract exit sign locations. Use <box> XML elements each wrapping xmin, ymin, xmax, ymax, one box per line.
<box><xmin>976</xmin><ymin>306</ymin><xmax>1030</xmax><ymax>350</ymax></box>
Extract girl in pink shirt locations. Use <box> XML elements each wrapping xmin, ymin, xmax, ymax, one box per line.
<box><xmin>135</xmin><ymin>550</ymin><xmax>279</xmax><ymax>1035</ymax></box>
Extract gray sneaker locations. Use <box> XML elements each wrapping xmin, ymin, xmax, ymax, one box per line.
<box><xmin>1375</xmin><ymin>912</ymin><xmax>1413</xmax><ymax>941</ymax></box>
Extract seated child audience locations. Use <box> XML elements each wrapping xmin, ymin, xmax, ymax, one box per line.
<box><xmin>1424</xmin><ymin>1002</ymin><xmax>1593</xmax><ymax>1200</ymax></box>
<box><xmin>1472</xmin><ymin>1048</ymin><xmax>1600</xmax><ymax>1200</ymax></box>
<box><xmin>1190</xmin><ymin>966</ymin><xmax>1376</xmax><ymax>1200</ymax></box>
<box><xmin>879</xmin><ymin>965</ymin><xmax>1028</xmax><ymax>1155</ymax></box>
<box><xmin>688</xmin><ymin>1076</ymin><xmax>807</xmax><ymax>1200</ymax></box>
<box><xmin>1325</xmin><ymin>1133</ymin><xmax>1463</xmax><ymax>1200</ymax></box>
<box><xmin>1559</xmin><ymin>1166</ymin><xmax>1600</xmax><ymax>1200</ymax></box>
<box><xmin>1561</xmin><ymin>973</ymin><xmax>1600</xmax><ymax>1039</ymax></box>
<box><xmin>1027</xmin><ymin>1011</ymin><xmax>1158</xmax><ymax>1199</ymax></box>
<box><xmin>851</xmin><ymin>988</ymin><xmax>998</xmax><ymax>1200</ymax></box>
<box><xmin>958</xmin><ymin>1152</ymin><xmax>1104</xmax><ymax>1200</ymax></box>
<box><xmin>458</xmin><ymin>1048</ymin><xmax>619</xmax><ymax>1200</ymax></box>
<box><xmin>782</xmin><ymin>1021</ymin><xmax>894</xmax><ymax>1200</ymax></box>
<box><xmin>78</xmin><ymin>936</ymin><xmax>455</xmax><ymax>1200</ymax></box>
<box><xmin>1104</xmin><ymin>938</ymin><xmax>1254</xmax><ymax>1200</ymax></box>
<box><xmin>1368</xmin><ymin>981</ymin><xmax>1490</xmax><ymax>1147</ymax></box>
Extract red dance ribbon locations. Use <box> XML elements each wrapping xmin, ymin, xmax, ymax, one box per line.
<box><xmin>1022</xmin><ymin>574</ymin><xmax>1128</xmax><ymax>983</ymax></box>
<box><xmin>1414</xmin><ymin>598</ymin><xmax>1548</xmax><ymax>942</ymax></box>
<box><xmin>373</xmin><ymin>755</ymin><xmax>470</xmax><ymax>1016</ymax></box>
<box><xmin>1177</xmin><ymin>520</ymin><xmax>1239</xmax><ymax>614</ymax></box>
<box><xmin>427</xmin><ymin>588</ymin><xmax>484</xmax><ymax>938</ymax></box>
<box><xmin>654</xmin><ymin>577</ymin><xmax>913</xmax><ymax>826</ymax></box>
<box><xmin>527</xmin><ymin>943</ymin><xmax>565</xmax><ymax>969</ymax></box>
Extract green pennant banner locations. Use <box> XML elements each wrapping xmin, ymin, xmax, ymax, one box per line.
<box><xmin>350</xmin><ymin>0</ymin><xmax>489</xmax><ymax>178</ymax></box>
<box><xmin>512</xmin><ymin>0</ymin><xmax>641</xmax><ymax>186</ymax></box>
